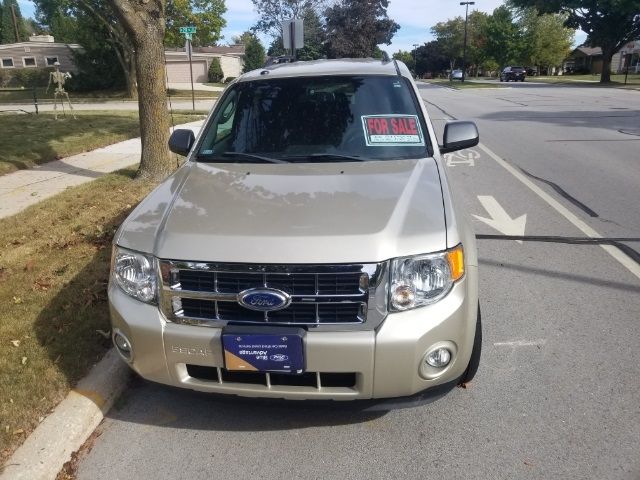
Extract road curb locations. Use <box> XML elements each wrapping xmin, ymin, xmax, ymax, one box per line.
<box><xmin>0</xmin><ymin>349</ymin><xmax>129</xmax><ymax>480</ymax></box>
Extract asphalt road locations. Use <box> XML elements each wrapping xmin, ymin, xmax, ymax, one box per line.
<box><xmin>76</xmin><ymin>83</ymin><xmax>640</xmax><ymax>480</ymax></box>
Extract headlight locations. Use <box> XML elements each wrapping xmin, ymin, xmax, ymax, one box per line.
<box><xmin>111</xmin><ymin>246</ymin><xmax>157</xmax><ymax>304</ymax></box>
<box><xmin>390</xmin><ymin>245</ymin><xmax>464</xmax><ymax>311</ymax></box>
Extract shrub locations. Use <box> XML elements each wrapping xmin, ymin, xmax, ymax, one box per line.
<box><xmin>208</xmin><ymin>58</ymin><xmax>224</xmax><ymax>83</ymax></box>
<box><xmin>7</xmin><ymin>68</ymin><xmax>51</xmax><ymax>88</ymax></box>
<box><xmin>224</xmin><ymin>76</ymin><xmax>236</xmax><ymax>83</ymax></box>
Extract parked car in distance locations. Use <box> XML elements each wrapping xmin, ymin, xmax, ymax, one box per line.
<box><xmin>500</xmin><ymin>66</ymin><xmax>526</xmax><ymax>82</ymax></box>
<box><xmin>109</xmin><ymin>58</ymin><xmax>482</xmax><ymax>402</ymax></box>
<box><xmin>450</xmin><ymin>69</ymin><xmax>463</xmax><ymax>80</ymax></box>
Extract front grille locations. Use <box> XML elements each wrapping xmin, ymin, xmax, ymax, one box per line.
<box><xmin>178</xmin><ymin>270</ymin><xmax>363</xmax><ymax>296</ymax></box>
<box><xmin>159</xmin><ymin>262</ymin><xmax>384</xmax><ymax>327</ymax></box>
<box><xmin>181</xmin><ymin>298</ymin><xmax>362</xmax><ymax>324</ymax></box>
<box><xmin>186</xmin><ymin>364</ymin><xmax>357</xmax><ymax>388</ymax></box>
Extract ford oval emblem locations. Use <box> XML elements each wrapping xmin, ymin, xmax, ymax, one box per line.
<box><xmin>237</xmin><ymin>288</ymin><xmax>291</xmax><ymax>312</ymax></box>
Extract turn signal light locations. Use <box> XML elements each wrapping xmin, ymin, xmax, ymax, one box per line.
<box><xmin>447</xmin><ymin>245</ymin><xmax>465</xmax><ymax>281</ymax></box>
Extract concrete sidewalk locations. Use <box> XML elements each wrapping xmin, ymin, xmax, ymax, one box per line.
<box><xmin>0</xmin><ymin>120</ymin><xmax>204</xmax><ymax>219</ymax></box>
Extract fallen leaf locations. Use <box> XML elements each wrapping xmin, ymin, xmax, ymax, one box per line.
<box><xmin>11</xmin><ymin>340</ymin><xmax>20</xmax><ymax>347</ymax></box>
<box><xmin>524</xmin><ymin>460</ymin><xmax>534</xmax><ymax>467</ymax></box>
<box><xmin>21</xmin><ymin>357</ymin><xmax>27</xmax><ymax>365</ymax></box>
<box><xmin>13</xmin><ymin>429</ymin><xmax>24</xmax><ymax>435</ymax></box>
<box><xmin>9</xmin><ymin>399</ymin><xmax>13</xmax><ymax>404</ymax></box>
<box><xmin>12</xmin><ymin>296</ymin><xmax>23</xmax><ymax>304</ymax></box>
<box><xmin>30</xmin><ymin>192</ymin><xmax>38</xmax><ymax>197</ymax></box>
<box><xmin>4</xmin><ymin>426</ymin><xmax>8</xmax><ymax>433</ymax></box>
<box><xmin>24</xmin><ymin>260</ymin><xmax>35</xmax><ymax>272</ymax></box>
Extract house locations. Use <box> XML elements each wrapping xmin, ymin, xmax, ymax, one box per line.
<box><xmin>613</xmin><ymin>40</ymin><xmax>640</xmax><ymax>73</ymax></box>
<box><xmin>563</xmin><ymin>46</ymin><xmax>604</xmax><ymax>74</ymax></box>
<box><xmin>564</xmin><ymin>41</ymin><xmax>640</xmax><ymax>74</ymax></box>
<box><xmin>0</xmin><ymin>35</ymin><xmax>82</xmax><ymax>73</ymax></box>
<box><xmin>164</xmin><ymin>45</ymin><xmax>245</xmax><ymax>83</ymax></box>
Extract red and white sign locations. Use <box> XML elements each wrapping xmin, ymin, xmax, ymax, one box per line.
<box><xmin>361</xmin><ymin>114</ymin><xmax>425</xmax><ymax>146</ymax></box>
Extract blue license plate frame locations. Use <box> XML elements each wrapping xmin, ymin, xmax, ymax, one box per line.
<box><xmin>222</xmin><ymin>326</ymin><xmax>305</xmax><ymax>374</ymax></box>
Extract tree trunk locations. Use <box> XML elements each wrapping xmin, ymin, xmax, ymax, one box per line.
<box><xmin>108</xmin><ymin>0</ymin><xmax>172</xmax><ymax>181</ymax></box>
<box><xmin>133</xmin><ymin>29</ymin><xmax>172</xmax><ymax>180</ymax></box>
<box><xmin>600</xmin><ymin>46</ymin><xmax>614</xmax><ymax>83</ymax></box>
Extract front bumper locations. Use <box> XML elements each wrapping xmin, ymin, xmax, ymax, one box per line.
<box><xmin>108</xmin><ymin>265</ymin><xmax>478</xmax><ymax>400</ymax></box>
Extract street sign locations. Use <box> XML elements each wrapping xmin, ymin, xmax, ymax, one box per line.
<box><xmin>179</xmin><ymin>26</ymin><xmax>197</xmax><ymax>34</ymax></box>
<box><xmin>282</xmin><ymin>19</ymin><xmax>304</xmax><ymax>51</ymax></box>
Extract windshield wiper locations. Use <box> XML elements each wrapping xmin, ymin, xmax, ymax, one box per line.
<box><xmin>282</xmin><ymin>153</ymin><xmax>365</xmax><ymax>162</ymax></box>
<box><xmin>197</xmin><ymin>152</ymin><xmax>288</xmax><ymax>164</ymax></box>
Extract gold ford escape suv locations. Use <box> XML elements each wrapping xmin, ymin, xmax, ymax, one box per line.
<box><xmin>109</xmin><ymin>58</ymin><xmax>481</xmax><ymax>401</ymax></box>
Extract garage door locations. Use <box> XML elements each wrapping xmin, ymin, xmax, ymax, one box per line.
<box><xmin>166</xmin><ymin>60</ymin><xmax>208</xmax><ymax>83</ymax></box>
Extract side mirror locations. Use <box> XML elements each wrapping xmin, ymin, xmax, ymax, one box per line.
<box><xmin>168</xmin><ymin>129</ymin><xmax>195</xmax><ymax>156</ymax></box>
<box><xmin>439</xmin><ymin>121</ymin><xmax>479</xmax><ymax>154</ymax></box>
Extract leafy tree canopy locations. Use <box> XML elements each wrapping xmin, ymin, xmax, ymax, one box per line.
<box><xmin>324</xmin><ymin>0</ymin><xmax>399</xmax><ymax>58</ymax></box>
<box><xmin>1</xmin><ymin>0</ymin><xmax>29</xmax><ymax>43</ymax></box>
<box><xmin>165</xmin><ymin>0</ymin><xmax>227</xmax><ymax>47</ymax></box>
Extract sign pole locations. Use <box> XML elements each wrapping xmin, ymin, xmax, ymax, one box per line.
<box><xmin>187</xmin><ymin>37</ymin><xmax>195</xmax><ymax>111</ymax></box>
<box><xmin>290</xmin><ymin>20</ymin><xmax>296</xmax><ymax>61</ymax></box>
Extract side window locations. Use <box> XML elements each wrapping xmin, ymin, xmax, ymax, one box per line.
<box><xmin>216</xmin><ymin>93</ymin><xmax>237</xmax><ymax>142</ymax></box>
<box><xmin>199</xmin><ymin>89</ymin><xmax>238</xmax><ymax>154</ymax></box>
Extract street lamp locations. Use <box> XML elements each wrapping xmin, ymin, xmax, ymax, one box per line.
<box><xmin>412</xmin><ymin>43</ymin><xmax>419</xmax><ymax>77</ymax></box>
<box><xmin>460</xmin><ymin>1</ymin><xmax>475</xmax><ymax>82</ymax></box>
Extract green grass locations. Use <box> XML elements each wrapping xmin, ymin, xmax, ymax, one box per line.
<box><xmin>0</xmin><ymin>168</ymin><xmax>157</xmax><ymax>464</ymax></box>
<box><xmin>0</xmin><ymin>88</ymin><xmax>218</xmax><ymax>103</ymax></box>
<box><xmin>421</xmin><ymin>78</ymin><xmax>507</xmax><ymax>89</ymax></box>
<box><xmin>0</xmin><ymin>110</ymin><xmax>207</xmax><ymax>176</ymax></box>
<box><xmin>533</xmin><ymin>73</ymin><xmax>640</xmax><ymax>87</ymax></box>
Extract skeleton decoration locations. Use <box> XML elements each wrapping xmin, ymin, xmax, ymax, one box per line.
<box><xmin>47</xmin><ymin>62</ymin><xmax>76</xmax><ymax>119</ymax></box>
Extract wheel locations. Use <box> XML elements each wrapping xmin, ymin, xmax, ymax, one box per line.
<box><xmin>460</xmin><ymin>303</ymin><xmax>482</xmax><ymax>384</ymax></box>
<box><xmin>499</xmin><ymin>77</ymin><xmax>503</xmax><ymax>82</ymax></box>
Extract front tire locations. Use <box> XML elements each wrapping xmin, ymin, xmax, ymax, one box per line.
<box><xmin>460</xmin><ymin>304</ymin><xmax>482</xmax><ymax>384</ymax></box>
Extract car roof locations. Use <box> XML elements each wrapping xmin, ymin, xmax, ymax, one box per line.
<box><xmin>239</xmin><ymin>58</ymin><xmax>408</xmax><ymax>82</ymax></box>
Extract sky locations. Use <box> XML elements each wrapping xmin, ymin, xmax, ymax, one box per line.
<box><xmin>17</xmin><ymin>0</ymin><xmax>587</xmax><ymax>52</ymax></box>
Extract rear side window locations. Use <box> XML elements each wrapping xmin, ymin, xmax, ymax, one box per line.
<box><xmin>197</xmin><ymin>75</ymin><xmax>431</xmax><ymax>161</ymax></box>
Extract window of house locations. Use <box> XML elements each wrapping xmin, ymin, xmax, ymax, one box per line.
<box><xmin>1</xmin><ymin>58</ymin><xmax>14</xmax><ymax>68</ymax></box>
<box><xmin>45</xmin><ymin>56</ymin><xmax>59</xmax><ymax>66</ymax></box>
<box><xmin>23</xmin><ymin>57</ymin><xmax>37</xmax><ymax>67</ymax></box>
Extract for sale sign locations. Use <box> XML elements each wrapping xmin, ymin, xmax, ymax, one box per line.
<box><xmin>361</xmin><ymin>114</ymin><xmax>425</xmax><ymax>146</ymax></box>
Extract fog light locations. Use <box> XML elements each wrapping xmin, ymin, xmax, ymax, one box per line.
<box><xmin>113</xmin><ymin>331</ymin><xmax>132</xmax><ymax>361</ymax></box>
<box><xmin>426</xmin><ymin>347</ymin><xmax>451</xmax><ymax>368</ymax></box>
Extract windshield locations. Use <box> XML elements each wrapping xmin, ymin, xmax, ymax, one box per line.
<box><xmin>196</xmin><ymin>75</ymin><xmax>432</xmax><ymax>162</ymax></box>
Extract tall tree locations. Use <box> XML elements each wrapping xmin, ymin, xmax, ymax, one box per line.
<box><xmin>324</xmin><ymin>0</ymin><xmax>399</xmax><ymax>58</ymax></box>
<box><xmin>1</xmin><ymin>0</ymin><xmax>29</xmax><ymax>43</ymax></box>
<box><xmin>251</xmin><ymin>0</ymin><xmax>325</xmax><ymax>38</ymax></box>
<box><xmin>517</xmin><ymin>8</ymin><xmax>574</xmax><ymax>73</ymax></box>
<box><xmin>414</xmin><ymin>40</ymin><xmax>449</xmax><ymax>77</ymax></box>
<box><xmin>481</xmin><ymin>6</ymin><xmax>522</xmax><ymax>68</ymax></box>
<box><xmin>509</xmin><ymin>0</ymin><xmax>640</xmax><ymax>82</ymax></box>
<box><xmin>164</xmin><ymin>0</ymin><xmax>226</xmax><ymax>47</ymax></box>
<box><xmin>431</xmin><ymin>11</ymin><xmax>489</xmax><ymax>73</ymax></box>
<box><xmin>242</xmin><ymin>32</ymin><xmax>266</xmax><ymax>72</ymax></box>
<box><xmin>108</xmin><ymin>0</ymin><xmax>172</xmax><ymax>181</ymax></box>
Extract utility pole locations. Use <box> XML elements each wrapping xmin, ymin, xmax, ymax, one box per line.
<box><xmin>460</xmin><ymin>1</ymin><xmax>475</xmax><ymax>82</ymax></box>
<box><xmin>412</xmin><ymin>43</ymin><xmax>419</xmax><ymax>77</ymax></box>
<box><xmin>10</xmin><ymin>5</ymin><xmax>21</xmax><ymax>43</ymax></box>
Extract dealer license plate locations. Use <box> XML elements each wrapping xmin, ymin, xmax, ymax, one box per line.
<box><xmin>222</xmin><ymin>327</ymin><xmax>304</xmax><ymax>374</ymax></box>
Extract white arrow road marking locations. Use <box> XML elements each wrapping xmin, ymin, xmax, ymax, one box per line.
<box><xmin>473</xmin><ymin>195</ymin><xmax>527</xmax><ymax>243</ymax></box>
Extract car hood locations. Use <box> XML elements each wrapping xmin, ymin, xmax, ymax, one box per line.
<box><xmin>116</xmin><ymin>159</ymin><xmax>447</xmax><ymax>264</ymax></box>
